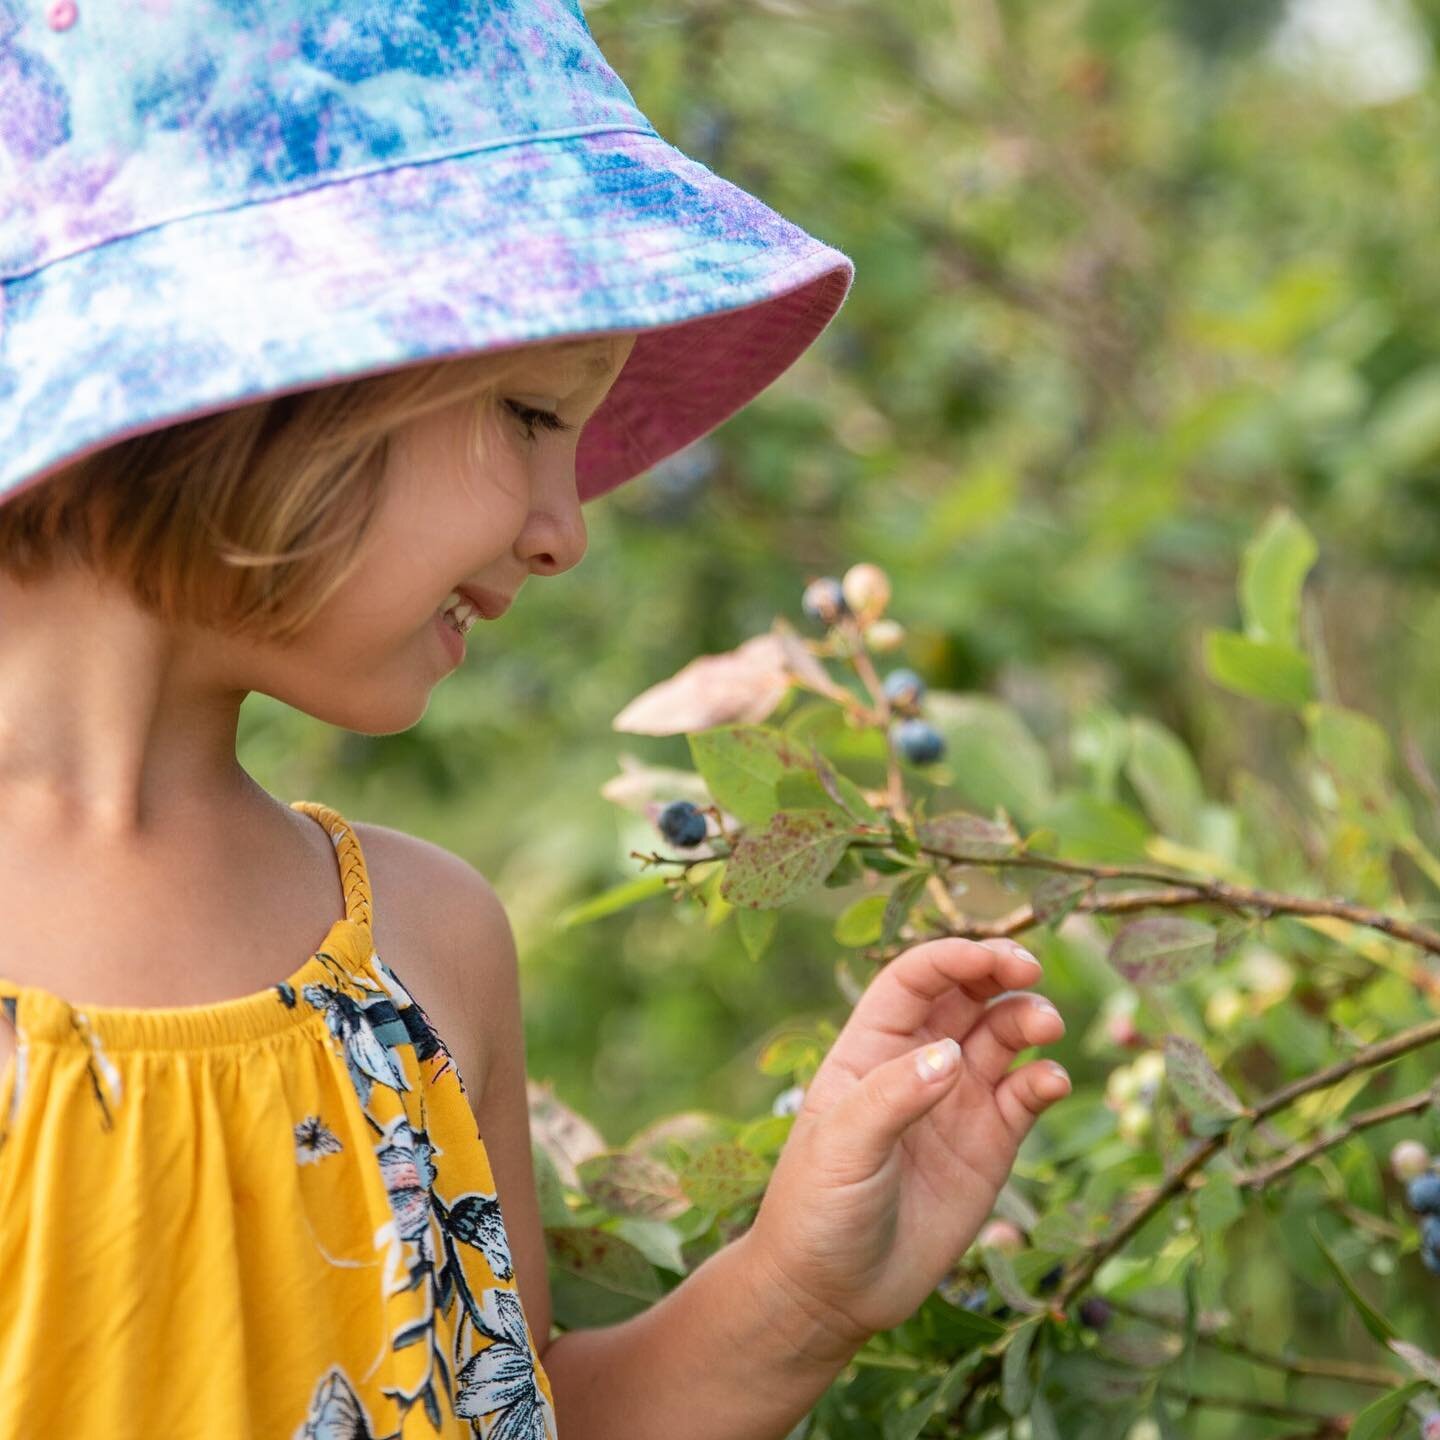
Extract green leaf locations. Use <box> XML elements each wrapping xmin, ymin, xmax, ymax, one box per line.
<box><xmin>545</xmin><ymin>1226</ymin><xmax>663</xmax><ymax>1326</ymax></box>
<box><xmin>1203</xmin><ymin>630</ymin><xmax>1315</xmax><ymax>707</ymax></box>
<box><xmin>834</xmin><ymin>893</ymin><xmax>888</xmax><ymax>946</ymax></box>
<box><xmin>1109</xmin><ymin>918</ymin><xmax>1219</xmax><ymax>986</ymax></box>
<box><xmin>736</xmin><ymin>904</ymin><xmax>778</xmax><ymax>962</ymax></box>
<box><xmin>576</xmin><ymin>1150</ymin><xmax>690</xmax><ymax>1221</ymax></box>
<box><xmin>916</xmin><ymin>811</ymin><xmax>1021</xmax><ymax>860</ymax></box>
<box><xmin>1163</xmin><ymin>1034</ymin><xmax>1247</xmax><ymax>1126</ymax></box>
<box><xmin>677</xmin><ymin>1142</ymin><xmax>770</xmax><ymax>1213</ymax></box>
<box><xmin>1308</xmin><ymin>1218</ymin><xmax>1397</xmax><ymax>1345</ymax></box>
<box><xmin>608</xmin><ymin>1217</ymin><xmax>688</xmax><ymax>1276</ymax></box>
<box><xmin>688</xmin><ymin>725</ymin><xmax>812</xmax><ymax>827</ymax></box>
<box><xmin>881</xmin><ymin>871</ymin><xmax>930</xmax><ymax>947</ymax></box>
<box><xmin>1368</xmin><ymin>362</ymin><xmax>1440</xmax><ymax>471</ymax></box>
<box><xmin>924</xmin><ymin>693</ymin><xmax>1054</xmax><ymax>827</ymax></box>
<box><xmin>885</xmin><ymin>1352</ymin><xmax>985</xmax><ymax>1440</ymax></box>
<box><xmin>555</xmin><ymin>872</ymin><xmax>672</xmax><ymax>929</ymax></box>
<box><xmin>1240</xmin><ymin>506</ymin><xmax>1318</xmax><ymax>647</ymax></box>
<box><xmin>1001</xmin><ymin>1316</ymin><xmax>1043</xmax><ymax>1418</ymax></box>
<box><xmin>722</xmin><ymin>809</ymin><xmax>859</xmax><ymax>909</ymax></box>
<box><xmin>532</xmin><ymin>1144</ymin><xmax>576</xmax><ymax>1228</ymax></box>
<box><xmin>1304</xmin><ymin>702</ymin><xmax>1413</xmax><ymax>842</ymax></box>
<box><xmin>1125</xmin><ymin>718</ymin><xmax>1205</xmax><ymax>845</ymax></box>
<box><xmin>1346</xmin><ymin>1380</ymin><xmax>1427</xmax><ymax>1440</ymax></box>
<box><xmin>980</xmin><ymin>1245</ymin><xmax>1044</xmax><ymax>1315</ymax></box>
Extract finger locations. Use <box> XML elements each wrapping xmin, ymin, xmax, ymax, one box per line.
<box><xmin>958</xmin><ymin>993</ymin><xmax>1066</xmax><ymax>1088</ymax></box>
<box><xmin>993</xmin><ymin>1058</ymin><xmax>1071</xmax><ymax>1141</ymax></box>
<box><xmin>851</xmin><ymin>936</ymin><xmax>1044</xmax><ymax>1043</ymax></box>
<box><xmin>813</xmin><ymin>1036</ymin><xmax>968</xmax><ymax>1184</ymax></box>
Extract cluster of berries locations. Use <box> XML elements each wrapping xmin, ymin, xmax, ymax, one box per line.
<box><xmin>801</xmin><ymin>564</ymin><xmax>946</xmax><ymax>767</ymax></box>
<box><xmin>1393</xmin><ymin>1140</ymin><xmax>1440</xmax><ymax>1274</ymax></box>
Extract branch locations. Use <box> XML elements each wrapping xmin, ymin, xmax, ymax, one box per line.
<box><xmin>1234</xmin><ymin>1086</ymin><xmax>1437</xmax><ymax>1190</ymax></box>
<box><xmin>914</xmin><ymin>844</ymin><xmax>1440</xmax><ymax>957</ymax></box>
<box><xmin>1053</xmin><ymin>1015</ymin><xmax>1440</xmax><ymax>1308</ymax></box>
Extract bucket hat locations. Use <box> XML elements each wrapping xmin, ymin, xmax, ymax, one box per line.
<box><xmin>0</xmin><ymin>0</ymin><xmax>854</xmax><ymax>508</ymax></box>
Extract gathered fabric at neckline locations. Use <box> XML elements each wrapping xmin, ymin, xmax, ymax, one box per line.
<box><xmin>0</xmin><ymin>801</ymin><xmax>377</xmax><ymax>1052</ymax></box>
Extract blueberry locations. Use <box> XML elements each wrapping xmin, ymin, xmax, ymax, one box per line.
<box><xmin>658</xmin><ymin>800</ymin><xmax>708</xmax><ymax>848</ymax></box>
<box><xmin>1407</xmin><ymin>1173</ymin><xmax>1440</xmax><ymax>1214</ymax></box>
<box><xmin>960</xmin><ymin>1285</ymin><xmax>990</xmax><ymax>1312</ymax></box>
<box><xmin>1423</xmin><ymin>1247</ymin><xmax>1440</xmax><ymax>1276</ymax></box>
<box><xmin>892</xmin><ymin>718</ymin><xmax>946</xmax><ymax>765</ymax></box>
<box><xmin>1078</xmin><ymin>1297</ymin><xmax>1112</xmax><ymax>1330</ymax></box>
<box><xmin>883</xmin><ymin>668</ymin><xmax>926</xmax><ymax>709</ymax></box>
<box><xmin>1423</xmin><ymin>1214</ymin><xmax>1440</xmax><ymax>1251</ymax></box>
<box><xmin>802</xmin><ymin>577</ymin><xmax>848</xmax><ymax>626</ymax></box>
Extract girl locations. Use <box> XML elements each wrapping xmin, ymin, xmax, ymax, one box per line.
<box><xmin>0</xmin><ymin>1</ymin><xmax>1070</xmax><ymax>1436</ymax></box>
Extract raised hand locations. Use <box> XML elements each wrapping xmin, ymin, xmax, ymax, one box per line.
<box><xmin>743</xmin><ymin>935</ymin><xmax>1069</xmax><ymax>1355</ymax></box>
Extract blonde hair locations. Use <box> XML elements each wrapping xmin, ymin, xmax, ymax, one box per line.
<box><xmin>0</xmin><ymin>337</ymin><xmax>610</xmax><ymax>646</ymax></box>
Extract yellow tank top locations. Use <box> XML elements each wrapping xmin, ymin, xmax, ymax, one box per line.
<box><xmin>0</xmin><ymin>800</ymin><xmax>558</xmax><ymax>1439</ymax></box>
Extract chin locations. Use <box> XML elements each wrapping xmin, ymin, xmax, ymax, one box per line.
<box><xmin>256</xmin><ymin>684</ymin><xmax>430</xmax><ymax>737</ymax></box>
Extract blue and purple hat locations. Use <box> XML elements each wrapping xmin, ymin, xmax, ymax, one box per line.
<box><xmin>0</xmin><ymin>0</ymin><xmax>854</xmax><ymax>507</ymax></box>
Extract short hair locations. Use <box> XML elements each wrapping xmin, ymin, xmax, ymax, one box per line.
<box><xmin>0</xmin><ymin>336</ymin><xmax>613</xmax><ymax>646</ymax></box>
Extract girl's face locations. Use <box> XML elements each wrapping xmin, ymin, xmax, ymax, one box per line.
<box><xmin>239</xmin><ymin>332</ymin><xmax>637</xmax><ymax>735</ymax></box>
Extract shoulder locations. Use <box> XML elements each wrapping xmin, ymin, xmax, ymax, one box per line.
<box><xmin>347</xmin><ymin>818</ymin><xmax>518</xmax><ymax>1096</ymax></box>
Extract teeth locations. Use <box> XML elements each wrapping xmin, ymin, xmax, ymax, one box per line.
<box><xmin>439</xmin><ymin>590</ymin><xmax>481</xmax><ymax>636</ymax></box>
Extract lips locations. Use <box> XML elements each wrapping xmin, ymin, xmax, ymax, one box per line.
<box><xmin>456</xmin><ymin>585</ymin><xmax>512</xmax><ymax>620</ymax></box>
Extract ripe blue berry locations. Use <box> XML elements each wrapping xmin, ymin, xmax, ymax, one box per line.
<box><xmin>883</xmin><ymin>667</ymin><xmax>926</xmax><ymax>709</ymax></box>
<box><xmin>1078</xmin><ymin>1297</ymin><xmax>1112</xmax><ymax>1330</ymax></box>
<box><xmin>658</xmin><ymin>800</ymin><xmax>708</xmax><ymax>848</ymax></box>
<box><xmin>1407</xmin><ymin>1172</ymin><xmax>1440</xmax><ymax>1214</ymax></box>
<box><xmin>802</xmin><ymin>577</ymin><xmax>848</xmax><ymax>626</ymax></box>
<box><xmin>959</xmin><ymin>1285</ymin><xmax>990</xmax><ymax>1313</ymax></box>
<box><xmin>1423</xmin><ymin>1213</ymin><xmax>1440</xmax><ymax>1251</ymax></box>
<box><xmin>892</xmin><ymin>718</ymin><xmax>946</xmax><ymax>765</ymax></box>
<box><xmin>1423</xmin><ymin>1247</ymin><xmax>1440</xmax><ymax>1277</ymax></box>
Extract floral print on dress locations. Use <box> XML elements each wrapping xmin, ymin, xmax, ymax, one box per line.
<box><xmin>294</xmin><ymin>944</ymin><xmax>558</xmax><ymax>1440</ymax></box>
<box><xmin>295</xmin><ymin>1115</ymin><xmax>344</xmax><ymax>1165</ymax></box>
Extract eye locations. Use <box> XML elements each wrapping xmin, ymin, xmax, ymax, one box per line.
<box><xmin>502</xmin><ymin>398</ymin><xmax>574</xmax><ymax>443</ymax></box>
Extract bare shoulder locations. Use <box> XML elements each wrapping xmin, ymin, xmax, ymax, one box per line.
<box><xmin>347</xmin><ymin>818</ymin><xmax>554</xmax><ymax>1351</ymax></box>
<box><xmin>347</xmin><ymin>818</ymin><xmax>511</xmax><ymax>1097</ymax></box>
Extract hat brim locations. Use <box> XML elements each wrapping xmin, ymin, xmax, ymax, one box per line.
<box><xmin>0</xmin><ymin>128</ymin><xmax>854</xmax><ymax>506</ymax></box>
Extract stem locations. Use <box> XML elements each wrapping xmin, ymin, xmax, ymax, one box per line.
<box><xmin>1234</xmin><ymin>1087</ymin><xmax>1436</xmax><ymax>1190</ymax></box>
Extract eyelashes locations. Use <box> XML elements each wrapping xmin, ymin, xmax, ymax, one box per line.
<box><xmin>502</xmin><ymin>398</ymin><xmax>574</xmax><ymax>443</ymax></box>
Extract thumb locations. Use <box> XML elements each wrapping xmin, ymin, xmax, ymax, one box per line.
<box><xmin>821</xmin><ymin>1039</ymin><xmax>963</xmax><ymax>1179</ymax></box>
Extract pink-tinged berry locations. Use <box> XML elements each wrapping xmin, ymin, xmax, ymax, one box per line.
<box><xmin>1391</xmin><ymin>1139</ymin><xmax>1430</xmax><ymax>1184</ymax></box>
<box><xmin>840</xmin><ymin>562</ymin><xmax>891</xmax><ymax>624</ymax></box>
<box><xmin>1421</xmin><ymin>1412</ymin><xmax>1440</xmax><ymax>1440</ymax></box>
<box><xmin>977</xmin><ymin>1219</ymin><xmax>1025</xmax><ymax>1255</ymax></box>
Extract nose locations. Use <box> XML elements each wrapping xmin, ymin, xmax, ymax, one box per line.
<box><xmin>517</xmin><ymin>459</ymin><xmax>589</xmax><ymax>576</ymax></box>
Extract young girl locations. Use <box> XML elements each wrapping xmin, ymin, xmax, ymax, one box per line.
<box><xmin>0</xmin><ymin>2</ymin><xmax>1070</xmax><ymax>1436</ymax></box>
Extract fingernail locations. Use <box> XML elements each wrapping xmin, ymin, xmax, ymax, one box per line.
<box><xmin>1008</xmin><ymin>940</ymin><xmax>1041</xmax><ymax>967</ymax></box>
<box><xmin>917</xmin><ymin>1038</ymin><xmax>961</xmax><ymax>1081</ymax></box>
<box><xmin>1044</xmin><ymin>1060</ymin><xmax>1070</xmax><ymax>1089</ymax></box>
<box><xmin>1031</xmin><ymin>996</ymin><xmax>1061</xmax><ymax>1018</ymax></box>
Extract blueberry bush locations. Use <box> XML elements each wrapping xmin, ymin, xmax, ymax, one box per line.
<box><xmin>532</xmin><ymin>527</ymin><xmax>1440</xmax><ymax>1439</ymax></box>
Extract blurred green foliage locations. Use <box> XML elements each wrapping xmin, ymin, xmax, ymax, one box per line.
<box><xmin>238</xmin><ymin>1</ymin><xmax>1440</xmax><ymax>1432</ymax></box>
